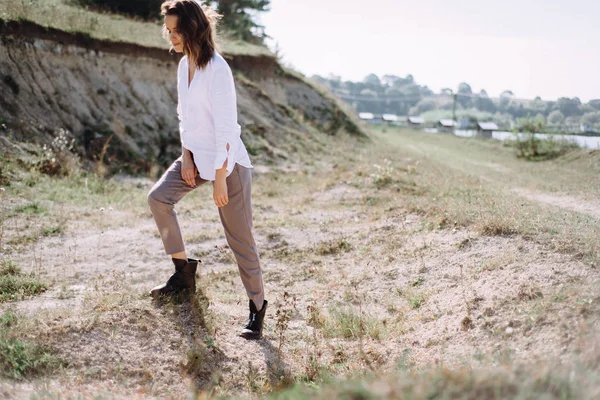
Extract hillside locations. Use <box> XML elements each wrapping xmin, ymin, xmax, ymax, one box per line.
<box><xmin>0</xmin><ymin>18</ymin><xmax>361</xmax><ymax>176</ymax></box>
<box><xmin>0</xmin><ymin>127</ymin><xmax>599</xmax><ymax>398</ymax></box>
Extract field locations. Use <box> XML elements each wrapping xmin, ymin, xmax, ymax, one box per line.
<box><xmin>1</xmin><ymin>127</ymin><xmax>599</xmax><ymax>398</ymax></box>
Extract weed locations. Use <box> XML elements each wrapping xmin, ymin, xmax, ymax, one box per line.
<box><xmin>410</xmin><ymin>275</ymin><xmax>425</xmax><ymax>287</ymax></box>
<box><xmin>324</xmin><ymin>305</ymin><xmax>382</xmax><ymax>340</ymax></box>
<box><xmin>371</xmin><ymin>160</ymin><xmax>395</xmax><ymax>189</ymax></box>
<box><xmin>316</xmin><ymin>238</ymin><xmax>351</xmax><ymax>256</ymax></box>
<box><xmin>396</xmin><ymin>286</ymin><xmax>428</xmax><ymax>310</ymax></box>
<box><xmin>42</xmin><ymin>225</ymin><xmax>63</xmax><ymax>237</ymax></box>
<box><xmin>0</xmin><ymin>261</ymin><xmax>47</xmax><ymax>302</ymax></box>
<box><xmin>14</xmin><ymin>202</ymin><xmax>45</xmax><ymax>215</ymax></box>
<box><xmin>306</xmin><ymin>301</ymin><xmax>325</xmax><ymax>330</ymax></box>
<box><xmin>0</xmin><ymin>310</ymin><xmax>63</xmax><ymax>379</ymax></box>
<box><xmin>275</xmin><ymin>291</ymin><xmax>297</xmax><ymax>356</ymax></box>
<box><xmin>245</xmin><ymin>361</ymin><xmax>268</xmax><ymax>394</ymax></box>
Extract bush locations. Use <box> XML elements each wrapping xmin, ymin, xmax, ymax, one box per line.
<box><xmin>511</xmin><ymin>134</ymin><xmax>577</xmax><ymax>161</ymax></box>
<box><xmin>510</xmin><ymin>117</ymin><xmax>578</xmax><ymax>161</ymax></box>
<box><xmin>75</xmin><ymin>0</ymin><xmax>164</xmax><ymax>20</ymax></box>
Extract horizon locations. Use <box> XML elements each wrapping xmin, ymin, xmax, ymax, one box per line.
<box><xmin>260</xmin><ymin>0</ymin><xmax>600</xmax><ymax>103</ymax></box>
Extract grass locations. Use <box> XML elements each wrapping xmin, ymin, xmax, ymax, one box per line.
<box><xmin>323</xmin><ymin>305</ymin><xmax>383</xmax><ymax>340</ymax></box>
<box><xmin>0</xmin><ymin>261</ymin><xmax>47</xmax><ymax>302</ymax></box>
<box><xmin>375</xmin><ymin>127</ymin><xmax>600</xmax><ymax>266</ymax></box>
<box><xmin>1</xmin><ymin>126</ymin><xmax>599</xmax><ymax>397</ymax></box>
<box><xmin>0</xmin><ymin>0</ymin><xmax>274</xmax><ymax>57</ymax></box>
<box><xmin>0</xmin><ymin>310</ymin><xmax>63</xmax><ymax>379</ymax></box>
<box><xmin>316</xmin><ymin>238</ymin><xmax>352</xmax><ymax>256</ymax></box>
<box><xmin>270</xmin><ymin>365</ymin><xmax>579</xmax><ymax>400</ymax></box>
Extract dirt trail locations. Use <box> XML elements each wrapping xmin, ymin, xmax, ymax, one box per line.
<box><xmin>514</xmin><ymin>188</ymin><xmax>600</xmax><ymax>220</ymax></box>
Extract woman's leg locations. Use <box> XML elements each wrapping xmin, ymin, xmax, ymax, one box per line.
<box><xmin>147</xmin><ymin>157</ymin><xmax>206</xmax><ymax>256</ymax></box>
<box><xmin>217</xmin><ymin>164</ymin><xmax>265</xmax><ymax>310</ymax></box>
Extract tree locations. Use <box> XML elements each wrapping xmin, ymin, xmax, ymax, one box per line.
<box><xmin>410</xmin><ymin>99</ymin><xmax>436</xmax><ymax>115</ymax></box>
<box><xmin>207</xmin><ymin>0</ymin><xmax>270</xmax><ymax>43</ymax></box>
<box><xmin>547</xmin><ymin>110</ymin><xmax>565</xmax><ymax>125</ymax></box>
<box><xmin>456</xmin><ymin>82</ymin><xmax>472</xmax><ymax>108</ymax></box>
<box><xmin>498</xmin><ymin>90</ymin><xmax>514</xmax><ymax>111</ymax></box>
<box><xmin>382</xmin><ymin>75</ymin><xmax>401</xmax><ymax>87</ymax></box>
<box><xmin>475</xmin><ymin>89</ymin><xmax>496</xmax><ymax>113</ymax></box>
<box><xmin>582</xmin><ymin>111</ymin><xmax>600</xmax><ymax>126</ymax></box>
<box><xmin>588</xmin><ymin>99</ymin><xmax>600</xmax><ymax>111</ymax></box>
<box><xmin>363</xmin><ymin>74</ymin><xmax>382</xmax><ymax>87</ymax></box>
<box><xmin>555</xmin><ymin>97</ymin><xmax>583</xmax><ymax>117</ymax></box>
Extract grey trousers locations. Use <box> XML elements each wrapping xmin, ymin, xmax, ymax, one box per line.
<box><xmin>147</xmin><ymin>158</ymin><xmax>264</xmax><ymax>308</ymax></box>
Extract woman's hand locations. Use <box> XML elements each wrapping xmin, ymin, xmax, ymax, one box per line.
<box><xmin>213</xmin><ymin>175</ymin><xmax>229</xmax><ymax>207</ymax></box>
<box><xmin>181</xmin><ymin>152</ymin><xmax>198</xmax><ymax>187</ymax></box>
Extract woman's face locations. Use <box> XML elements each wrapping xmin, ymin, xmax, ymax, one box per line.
<box><xmin>165</xmin><ymin>15</ymin><xmax>184</xmax><ymax>53</ymax></box>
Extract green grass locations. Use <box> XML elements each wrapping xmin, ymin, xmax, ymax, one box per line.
<box><xmin>0</xmin><ymin>310</ymin><xmax>63</xmax><ymax>379</ymax></box>
<box><xmin>0</xmin><ymin>0</ymin><xmax>273</xmax><ymax>56</ymax></box>
<box><xmin>13</xmin><ymin>202</ymin><xmax>45</xmax><ymax>215</ymax></box>
<box><xmin>323</xmin><ymin>306</ymin><xmax>382</xmax><ymax>340</ymax></box>
<box><xmin>0</xmin><ymin>261</ymin><xmax>47</xmax><ymax>302</ymax></box>
<box><xmin>5</xmin><ymin>165</ymin><xmax>146</xmax><ymax>211</ymax></box>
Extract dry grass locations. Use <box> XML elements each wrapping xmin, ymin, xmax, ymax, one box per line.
<box><xmin>1</xmin><ymin>128</ymin><xmax>599</xmax><ymax>398</ymax></box>
<box><xmin>0</xmin><ymin>0</ymin><xmax>274</xmax><ymax>57</ymax></box>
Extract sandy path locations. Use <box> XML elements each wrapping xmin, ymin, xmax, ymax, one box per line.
<box><xmin>514</xmin><ymin>188</ymin><xmax>600</xmax><ymax>220</ymax></box>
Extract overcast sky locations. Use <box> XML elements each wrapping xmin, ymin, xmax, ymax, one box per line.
<box><xmin>260</xmin><ymin>0</ymin><xmax>599</xmax><ymax>101</ymax></box>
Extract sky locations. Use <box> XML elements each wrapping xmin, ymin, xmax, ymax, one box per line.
<box><xmin>259</xmin><ymin>0</ymin><xmax>600</xmax><ymax>102</ymax></box>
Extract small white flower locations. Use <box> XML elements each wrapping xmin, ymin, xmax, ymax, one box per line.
<box><xmin>51</xmin><ymin>158</ymin><xmax>56</xmax><ymax>163</ymax></box>
<box><xmin>0</xmin><ymin>187</ymin><xmax>5</xmax><ymax>192</ymax></box>
<box><xmin>99</xmin><ymin>207</ymin><xmax>105</xmax><ymax>212</ymax></box>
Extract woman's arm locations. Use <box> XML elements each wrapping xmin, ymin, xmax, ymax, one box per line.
<box><xmin>214</xmin><ymin>144</ymin><xmax>230</xmax><ymax>207</ymax></box>
<box><xmin>210</xmin><ymin>62</ymin><xmax>239</xmax><ymax>207</ymax></box>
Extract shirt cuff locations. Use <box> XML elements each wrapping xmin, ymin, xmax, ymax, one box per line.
<box><xmin>214</xmin><ymin>148</ymin><xmax>233</xmax><ymax>174</ymax></box>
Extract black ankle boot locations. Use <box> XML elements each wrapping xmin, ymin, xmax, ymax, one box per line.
<box><xmin>241</xmin><ymin>299</ymin><xmax>268</xmax><ymax>339</ymax></box>
<box><xmin>150</xmin><ymin>258</ymin><xmax>199</xmax><ymax>297</ymax></box>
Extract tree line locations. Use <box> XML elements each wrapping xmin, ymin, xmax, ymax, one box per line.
<box><xmin>313</xmin><ymin>73</ymin><xmax>600</xmax><ymax>131</ymax></box>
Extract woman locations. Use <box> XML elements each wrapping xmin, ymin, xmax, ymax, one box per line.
<box><xmin>147</xmin><ymin>0</ymin><xmax>267</xmax><ymax>340</ymax></box>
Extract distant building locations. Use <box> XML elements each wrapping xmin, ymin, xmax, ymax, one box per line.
<box><xmin>382</xmin><ymin>114</ymin><xmax>402</xmax><ymax>126</ymax></box>
<box><xmin>580</xmin><ymin>124</ymin><xmax>598</xmax><ymax>134</ymax></box>
<box><xmin>359</xmin><ymin>112</ymin><xmax>374</xmax><ymax>121</ymax></box>
<box><xmin>407</xmin><ymin>116</ymin><xmax>425</xmax><ymax>129</ymax></box>
<box><xmin>438</xmin><ymin>119</ymin><xmax>456</xmax><ymax>133</ymax></box>
<box><xmin>359</xmin><ymin>112</ymin><xmax>381</xmax><ymax>125</ymax></box>
<box><xmin>458</xmin><ymin>117</ymin><xmax>478</xmax><ymax>130</ymax></box>
<box><xmin>477</xmin><ymin>121</ymin><xmax>499</xmax><ymax>138</ymax></box>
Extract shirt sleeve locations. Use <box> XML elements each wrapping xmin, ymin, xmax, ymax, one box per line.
<box><xmin>177</xmin><ymin>101</ymin><xmax>183</xmax><ymax>135</ymax></box>
<box><xmin>177</xmin><ymin>60</ymin><xmax>185</xmax><ymax>141</ymax></box>
<box><xmin>210</xmin><ymin>62</ymin><xmax>240</xmax><ymax>175</ymax></box>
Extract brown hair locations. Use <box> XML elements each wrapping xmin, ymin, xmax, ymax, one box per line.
<box><xmin>161</xmin><ymin>0</ymin><xmax>221</xmax><ymax>69</ymax></box>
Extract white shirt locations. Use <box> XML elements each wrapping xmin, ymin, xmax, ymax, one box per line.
<box><xmin>177</xmin><ymin>51</ymin><xmax>252</xmax><ymax>181</ymax></box>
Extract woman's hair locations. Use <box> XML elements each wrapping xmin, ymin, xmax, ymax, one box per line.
<box><xmin>161</xmin><ymin>0</ymin><xmax>221</xmax><ymax>69</ymax></box>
